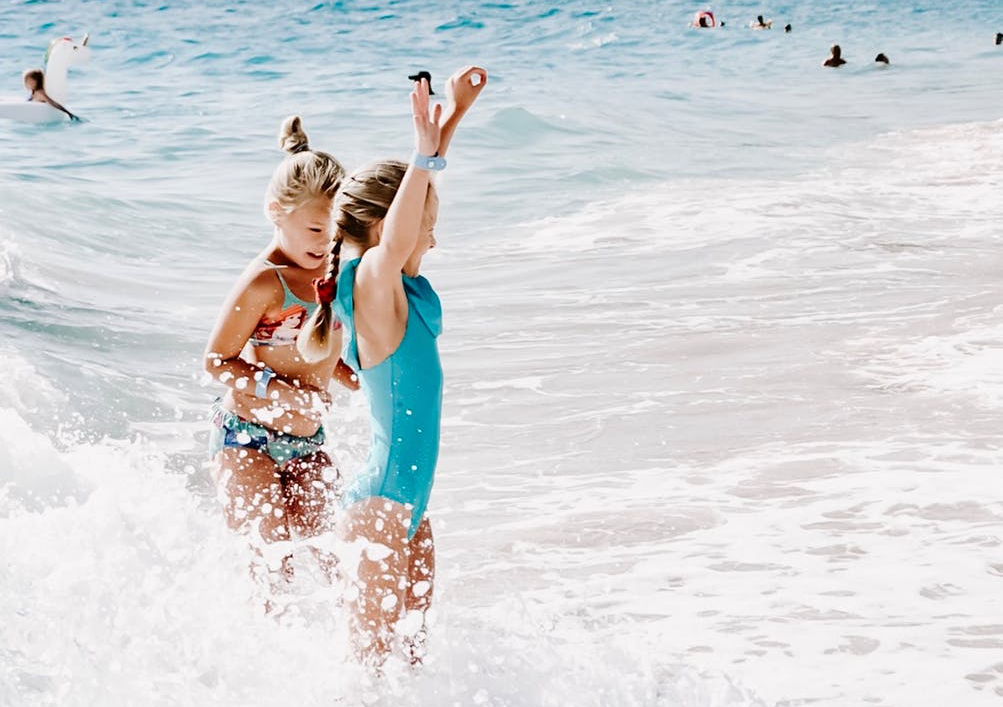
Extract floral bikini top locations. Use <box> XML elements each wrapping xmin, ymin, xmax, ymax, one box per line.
<box><xmin>249</xmin><ymin>261</ymin><xmax>340</xmax><ymax>347</ymax></box>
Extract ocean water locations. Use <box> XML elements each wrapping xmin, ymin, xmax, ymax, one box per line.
<box><xmin>2</xmin><ymin>0</ymin><xmax>1002</xmax><ymax>705</ymax></box>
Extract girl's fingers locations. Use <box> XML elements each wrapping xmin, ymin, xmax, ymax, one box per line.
<box><xmin>469</xmin><ymin>67</ymin><xmax>488</xmax><ymax>87</ymax></box>
<box><xmin>432</xmin><ymin>102</ymin><xmax>443</xmax><ymax>123</ymax></box>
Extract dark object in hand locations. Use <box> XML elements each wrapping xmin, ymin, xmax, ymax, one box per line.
<box><xmin>408</xmin><ymin>70</ymin><xmax>435</xmax><ymax>95</ymax></box>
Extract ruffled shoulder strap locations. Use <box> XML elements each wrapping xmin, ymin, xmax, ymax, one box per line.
<box><xmin>403</xmin><ymin>274</ymin><xmax>442</xmax><ymax>338</ymax></box>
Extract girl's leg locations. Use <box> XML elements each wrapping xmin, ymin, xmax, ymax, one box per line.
<box><xmin>214</xmin><ymin>448</ymin><xmax>294</xmax><ymax>597</ymax></box>
<box><xmin>214</xmin><ymin>447</ymin><xmax>290</xmax><ymax>542</ymax></box>
<box><xmin>280</xmin><ymin>450</ymin><xmax>339</xmax><ymax>536</ymax></box>
<box><xmin>403</xmin><ymin>516</ymin><xmax>435</xmax><ymax>663</ymax></box>
<box><xmin>280</xmin><ymin>451</ymin><xmax>341</xmax><ymax>581</ymax></box>
<box><xmin>340</xmin><ymin>497</ymin><xmax>411</xmax><ymax>665</ymax></box>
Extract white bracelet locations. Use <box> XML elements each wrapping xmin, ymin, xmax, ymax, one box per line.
<box><xmin>412</xmin><ymin>150</ymin><xmax>446</xmax><ymax>171</ymax></box>
<box><xmin>254</xmin><ymin>366</ymin><xmax>275</xmax><ymax>398</ymax></box>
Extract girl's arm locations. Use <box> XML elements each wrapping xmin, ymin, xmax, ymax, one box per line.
<box><xmin>332</xmin><ymin>358</ymin><xmax>360</xmax><ymax>391</ymax></box>
<box><xmin>204</xmin><ymin>270</ymin><xmax>326</xmax><ymax>412</ymax></box>
<box><xmin>436</xmin><ymin>66</ymin><xmax>488</xmax><ymax>157</ymax></box>
<box><xmin>39</xmin><ymin>91</ymin><xmax>80</xmax><ymax>121</ymax></box>
<box><xmin>358</xmin><ymin>78</ymin><xmax>441</xmax><ymax>285</ymax></box>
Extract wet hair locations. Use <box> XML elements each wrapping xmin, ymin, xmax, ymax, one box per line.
<box><xmin>264</xmin><ymin>115</ymin><xmax>345</xmax><ymax>221</ymax></box>
<box><xmin>996</xmin><ymin>32</ymin><xmax>1002</xmax><ymax>46</ymax></box>
<box><xmin>831</xmin><ymin>44</ymin><xmax>842</xmax><ymax>59</ymax></box>
<box><xmin>698</xmin><ymin>16</ymin><xmax>709</xmax><ymax>27</ymax></box>
<box><xmin>875</xmin><ymin>53</ymin><xmax>889</xmax><ymax>64</ymax></box>
<box><xmin>298</xmin><ymin>160</ymin><xmax>435</xmax><ymax>362</ymax></box>
<box><xmin>22</xmin><ymin>69</ymin><xmax>44</xmax><ymax>91</ymax></box>
<box><xmin>785</xmin><ymin>23</ymin><xmax>792</xmax><ymax>32</ymax></box>
<box><xmin>757</xmin><ymin>15</ymin><xmax>765</xmax><ymax>24</ymax></box>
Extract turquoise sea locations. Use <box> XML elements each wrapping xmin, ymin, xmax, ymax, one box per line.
<box><xmin>2</xmin><ymin>1</ymin><xmax>1002</xmax><ymax>705</ymax></box>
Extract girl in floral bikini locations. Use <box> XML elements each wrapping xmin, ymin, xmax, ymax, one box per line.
<box><xmin>204</xmin><ymin>115</ymin><xmax>356</xmax><ymax>592</ymax></box>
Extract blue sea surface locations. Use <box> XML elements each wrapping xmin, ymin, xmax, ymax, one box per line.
<box><xmin>1</xmin><ymin>0</ymin><xmax>1000</xmax><ymax>439</ymax></box>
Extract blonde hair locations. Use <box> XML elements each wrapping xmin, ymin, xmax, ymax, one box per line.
<box><xmin>298</xmin><ymin>160</ymin><xmax>423</xmax><ymax>362</ymax></box>
<box><xmin>264</xmin><ymin>115</ymin><xmax>345</xmax><ymax>220</ymax></box>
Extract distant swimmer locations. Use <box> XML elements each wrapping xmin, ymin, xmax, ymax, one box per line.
<box><xmin>751</xmin><ymin>15</ymin><xmax>773</xmax><ymax>30</ymax></box>
<box><xmin>823</xmin><ymin>45</ymin><xmax>847</xmax><ymax>67</ymax></box>
<box><xmin>785</xmin><ymin>24</ymin><xmax>792</xmax><ymax>33</ymax></box>
<box><xmin>22</xmin><ymin>68</ymin><xmax>79</xmax><ymax>120</ymax></box>
<box><xmin>875</xmin><ymin>53</ymin><xmax>890</xmax><ymax>65</ymax></box>
<box><xmin>996</xmin><ymin>32</ymin><xmax>1002</xmax><ymax>46</ymax></box>
<box><xmin>692</xmin><ymin>10</ymin><xmax>716</xmax><ymax>28</ymax></box>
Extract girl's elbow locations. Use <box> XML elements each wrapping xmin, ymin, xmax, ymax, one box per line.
<box><xmin>203</xmin><ymin>350</ymin><xmax>225</xmax><ymax>374</ymax></box>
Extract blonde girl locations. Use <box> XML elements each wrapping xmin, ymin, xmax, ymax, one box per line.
<box><xmin>204</xmin><ymin>116</ymin><xmax>356</xmax><ymax>590</ymax></box>
<box><xmin>299</xmin><ymin>66</ymin><xmax>487</xmax><ymax>664</ymax></box>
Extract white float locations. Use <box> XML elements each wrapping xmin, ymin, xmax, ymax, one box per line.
<box><xmin>0</xmin><ymin>34</ymin><xmax>91</xmax><ymax>123</ymax></box>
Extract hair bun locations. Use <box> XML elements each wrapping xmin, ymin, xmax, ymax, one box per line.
<box><xmin>278</xmin><ymin>115</ymin><xmax>310</xmax><ymax>154</ymax></box>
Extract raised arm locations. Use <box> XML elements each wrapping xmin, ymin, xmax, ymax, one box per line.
<box><xmin>360</xmin><ymin>77</ymin><xmax>441</xmax><ymax>282</ymax></box>
<box><xmin>436</xmin><ymin>66</ymin><xmax>487</xmax><ymax>157</ymax></box>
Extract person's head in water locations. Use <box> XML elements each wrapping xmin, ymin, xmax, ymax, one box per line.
<box><xmin>22</xmin><ymin>68</ymin><xmax>44</xmax><ymax>93</ymax></box>
<box><xmin>785</xmin><ymin>23</ymin><xmax>792</xmax><ymax>33</ymax></box>
<box><xmin>875</xmin><ymin>53</ymin><xmax>889</xmax><ymax>64</ymax></box>
<box><xmin>823</xmin><ymin>44</ymin><xmax>847</xmax><ymax>67</ymax></box>
<box><xmin>699</xmin><ymin>16</ymin><xmax>709</xmax><ymax>27</ymax></box>
<box><xmin>996</xmin><ymin>32</ymin><xmax>1002</xmax><ymax>46</ymax></box>
<box><xmin>757</xmin><ymin>15</ymin><xmax>765</xmax><ymax>25</ymax></box>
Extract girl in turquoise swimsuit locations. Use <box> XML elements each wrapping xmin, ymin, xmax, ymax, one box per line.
<box><xmin>204</xmin><ymin>115</ymin><xmax>357</xmax><ymax>595</ymax></box>
<box><xmin>299</xmin><ymin>66</ymin><xmax>487</xmax><ymax>665</ymax></box>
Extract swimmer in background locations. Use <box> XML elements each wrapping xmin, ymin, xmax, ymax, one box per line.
<box><xmin>785</xmin><ymin>23</ymin><xmax>792</xmax><ymax>33</ymax></box>
<box><xmin>995</xmin><ymin>32</ymin><xmax>1002</xmax><ymax>46</ymax></box>
<box><xmin>823</xmin><ymin>45</ymin><xmax>847</xmax><ymax>67</ymax></box>
<box><xmin>23</xmin><ymin>68</ymin><xmax>80</xmax><ymax>121</ymax></box>
<box><xmin>751</xmin><ymin>15</ymin><xmax>773</xmax><ymax>30</ymax></box>
<box><xmin>875</xmin><ymin>53</ymin><xmax>890</xmax><ymax>65</ymax></box>
<box><xmin>692</xmin><ymin>10</ymin><xmax>716</xmax><ymax>28</ymax></box>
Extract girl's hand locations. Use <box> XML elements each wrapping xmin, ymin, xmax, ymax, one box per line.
<box><xmin>411</xmin><ymin>78</ymin><xmax>442</xmax><ymax>155</ymax></box>
<box><xmin>333</xmin><ymin>358</ymin><xmax>361</xmax><ymax>391</ymax></box>
<box><xmin>444</xmin><ymin>66</ymin><xmax>488</xmax><ymax>116</ymax></box>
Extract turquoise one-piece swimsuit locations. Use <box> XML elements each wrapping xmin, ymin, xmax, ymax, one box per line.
<box><xmin>334</xmin><ymin>257</ymin><xmax>443</xmax><ymax>540</ymax></box>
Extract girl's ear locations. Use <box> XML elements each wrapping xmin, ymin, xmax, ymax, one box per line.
<box><xmin>267</xmin><ymin>201</ymin><xmax>284</xmax><ymax>223</ymax></box>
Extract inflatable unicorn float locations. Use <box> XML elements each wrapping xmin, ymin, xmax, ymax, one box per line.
<box><xmin>0</xmin><ymin>34</ymin><xmax>91</xmax><ymax>123</ymax></box>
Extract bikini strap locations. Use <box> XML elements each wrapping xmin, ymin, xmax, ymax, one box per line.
<box><xmin>263</xmin><ymin>259</ymin><xmax>316</xmax><ymax>310</ymax></box>
<box><xmin>263</xmin><ymin>259</ymin><xmax>297</xmax><ymax>304</ymax></box>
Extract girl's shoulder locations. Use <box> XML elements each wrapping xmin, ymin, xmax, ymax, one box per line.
<box><xmin>229</xmin><ymin>257</ymin><xmax>285</xmax><ymax>306</ymax></box>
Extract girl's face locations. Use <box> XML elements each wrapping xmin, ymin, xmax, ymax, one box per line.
<box><xmin>24</xmin><ymin>76</ymin><xmax>38</xmax><ymax>91</ymax></box>
<box><xmin>402</xmin><ymin>188</ymin><xmax>439</xmax><ymax>276</ymax></box>
<box><xmin>417</xmin><ymin>188</ymin><xmax>439</xmax><ymax>255</ymax></box>
<box><xmin>272</xmin><ymin>195</ymin><xmax>333</xmax><ymax>269</ymax></box>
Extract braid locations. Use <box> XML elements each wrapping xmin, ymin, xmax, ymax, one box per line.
<box><xmin>297</xmin><ymin>234</ymin><xmax>343</xmax><ymax>363</ymax></box>
<box><xmin>328</xmin><ymin>236</ymin><xmax>343</xmax><ymax>283</ymax></box>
